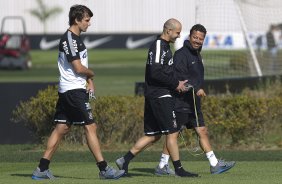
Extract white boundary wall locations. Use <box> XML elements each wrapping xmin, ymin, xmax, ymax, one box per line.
<box><xmin>0</xmin><ymin>0</ymin><xmax>195</xmax><ymax>34</ymax></box>
<box><xmin>5</xmin><ymin>0</ymin><xmax>278</xmax><ymax>34</ymax></box>
<box><xmin>1</xmin><ymin>0</ymin><xmax>281</xmax><ymax>49</ymax></box>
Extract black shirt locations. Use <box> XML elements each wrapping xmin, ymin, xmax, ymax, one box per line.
<box><xmin>173</xmin><ymin>40</ymin><xmax>204</xmax><ymax>113</ymax></box>
<box><xmin>144</xmin><ymin>37</ymin><xmax>179</xmax><ymax>98</ymax></box>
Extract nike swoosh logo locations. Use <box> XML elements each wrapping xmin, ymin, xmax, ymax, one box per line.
<box><xmin>126</xmin><ymin>36</ymin><xmax>155</xmax><ymax>49</ymax></box>
<box><xmin>40</xmin><ymin>37</ymin><xmax>60</xmax><ymax>50</ymax></box>
<box><xmin>84</xmin><ymin>36</ymin><xmax>112</xmax><ymax>48</ymax></box>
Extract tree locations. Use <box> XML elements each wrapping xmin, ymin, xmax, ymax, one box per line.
<box><xmin>29</xmin><ymin>0</ymin><xmax>62</xmax><ymax>34</ymax></box>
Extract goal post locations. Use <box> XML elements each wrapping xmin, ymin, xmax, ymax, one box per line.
<box><xmin>175</xmin><ymin>0</ymin><xmax>282</xmax><ymax>79</ymax></box>
<box><xmin>234</xmin><ymin>0</ymin><xmax>262</xmax><ymax>77</ymax></box>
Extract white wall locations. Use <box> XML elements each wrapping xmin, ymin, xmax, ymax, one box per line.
<box><xmin>0</xmin><ymin>0</ymin><xmax>195</xmax><ymax>34</ymax></box>
<box><xmin>1</xmin><ymin>0</ymin><xmax>281</xmax><ymax>34</ymax></box>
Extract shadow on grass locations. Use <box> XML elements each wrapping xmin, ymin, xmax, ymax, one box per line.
<box><xmin>10</xmin><ymin>174</ymin><xmax>87</xmax><ymax>180</ymax></box>
<box><xmin>130</xmin><ymin>167</ymin><xmax>155</xmax><ymax>176</ymax></box>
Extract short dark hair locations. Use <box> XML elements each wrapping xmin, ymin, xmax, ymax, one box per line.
<box><xmin>69</xmin><ymin>5</ymin><xmax>93</xmax><ymax>26</ymax></box>
<box><xmin>190</xmin><ymin>24</ymin><xmax>207</xmax><ymax>35</ymax></box>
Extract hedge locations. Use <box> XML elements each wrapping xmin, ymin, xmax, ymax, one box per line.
<box><xmin>11</xmin><ymin>84</ymin><xmax>282</xmax><ymax>148</ymax></box>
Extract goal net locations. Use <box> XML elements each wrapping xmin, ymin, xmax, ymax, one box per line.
<box><xmin>175</xmin><ymin>0</ymin><xmax>282</xmax><ymax>79</ymax></box>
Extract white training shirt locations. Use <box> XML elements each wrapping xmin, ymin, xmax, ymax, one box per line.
<box><xmin>57</xmin><ymin>30</ymin><xmax>88</xmax><ymax>93</ymax></box>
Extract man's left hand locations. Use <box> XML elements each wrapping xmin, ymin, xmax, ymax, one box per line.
<box><xmin>196</xmin><ymin>89</ymin><xmax>206</xmax><ymax>97</ymax></box>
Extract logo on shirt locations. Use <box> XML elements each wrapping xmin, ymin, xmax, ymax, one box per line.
<box><xmin>160</xmin><ymin>51</ymin><xmax>167</xmax><ymax>64</ymax></box>
<box><xmin>72</xmin><ymin>39</ymin><xmax>78</xmax><ymax>52</ymax></box>
<box><xmin>62</xmin><ymin>41</ymin><xmax>69</xmax><ymax>55</ymax></box>
<box><xmin>82</xmin><ymin>51</ymin><xmax>87</xmax><ymax>59</ymax></box>
<box><xmin>147</xmin><ymin>51</ymin><xmax>153</xmax><ymax>65</ymax></box>
<box><xmin>168</xmin><ymin>58</ymin><xmax>173</xmax><ymax>65</ymax></box>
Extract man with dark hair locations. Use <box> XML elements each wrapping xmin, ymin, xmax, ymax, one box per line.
<box><xmin>115</xmin><ymin>18</ymin><xmax>198</xmax><ymax>178</ymax></box>
<box><xmin>31</xmin><ymin>5</ymin><xmax>125</xmax><ymax>180</ymax></box>
<box><xmin>155</xmin><ymin>24</ymin><xmax>235</xmax><ymax>175</ymax></box>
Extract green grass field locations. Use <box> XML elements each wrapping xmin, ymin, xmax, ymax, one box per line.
<box><xmin>0</xmin><ymin>49</ymin><xmax>148</xmax><ymax>96</ymax></box>
<box><xmin>2</xmin><ymin>161</ymin><xmax>281</xmax><ymax>184</ymax></box>
<box><xmin>0</xmin><ymin>145</ymin><xmax>282</xmax><ymax>184</ymax></box>
<box><xmin>0</xmin><ymin>49</ymin><xmax>256</xmax><ymax>96</ymax></box>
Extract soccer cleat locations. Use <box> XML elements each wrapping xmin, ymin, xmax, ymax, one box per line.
<box><xmin>210</xmin><ymin>159</ymin><xmax>236</xmax><ymax>174</ymax></box>
<box><xmin>31</xmin><ymin>167</ymin><xmax>55</xmax><ymax>180</ymax></box>
<box><xmin>155</xmin><ymin>164</ymin><xmax>175</xmax><ymax>176</ymax></box>
<box><xmin>116</xmin><ymin>157</ymin><xmax>128</xmax><ymax>174</ymax></box>
<box><xmin>99</xmin><ymin>165</ymin><xmax>125</xmax><ymax>179</ymax></box>
<box><xmin>175</xmin><ymin>167</ymin><xmax>199</xmax><ymax>177</ymax></box>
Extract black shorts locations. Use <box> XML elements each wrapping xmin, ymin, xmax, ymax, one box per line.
<box><xmin>176</xmin><ymin>111</ymin><xmax>205</xmax><ymax>130</ymax></box>
<box><xmin>54</xmin><ymin>89</ymin><xmax>95</xmax><ymax>125</ymax></box>
<box><xmin>144</xmin><ymin>97</ymin><xmax>178</xmax><ymax>136</ymax></box>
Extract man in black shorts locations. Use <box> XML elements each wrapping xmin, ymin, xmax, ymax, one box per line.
<box><xmin>31</xmin><ymin>5</ymin><xmax>125</xmax><ymax>180</ymax></box>
<box><xmin>115</xmin><ymin>18</ymin><xmax>198</xmax><ymax>178</ymax></box>
<box><xmin>156</xmin><ymin>24</ymin><xmax>235</xmax><ymax>175</ymax></box>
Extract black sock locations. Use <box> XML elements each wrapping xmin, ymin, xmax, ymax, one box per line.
<box><xmin>123</xmin><ymin>151</ymin><xmax>135</xmax><ymax>163</ymax></box>
<box><xmin>97</xmin><ymin>160</ymin><xmax>108</xmax><ymax>171</ymax></box>
<box><xmin>172</xmin><ymin>160</ymin><xmax>183</xmax><ymax>171</ymax></box>
<box><xmin>38</xmin><ymin>158</ymin><xmax>50</xmax><ymax>172</ymax></box>
<box><xmin>172</xmin><ymin>160</ymin><xmax>198</xmax><ymax>177</ymax></box>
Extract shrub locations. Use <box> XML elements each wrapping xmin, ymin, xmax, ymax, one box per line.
<box><xmin>203</xmin><ymin>95</ymin><xmax>282</xmax><ymax>145</ymax></box>
<box><xmin>92</xmin><ymin>95</ymin><xmax>144</xmax><ymax>145</ymax></box>
<box><xmin>11</xmin><ymin>85</ymin><xmax>144</xmax><ymax>145</ymax></box>
<box><xmin>11</xmin><ymin>83</ymin><xmax>282</xmax><ymax>149</ymax></box>
<box><xmin>11</xmin><ymin>85</ymin><xmax>58</xmax><ymax>139</ymax></box>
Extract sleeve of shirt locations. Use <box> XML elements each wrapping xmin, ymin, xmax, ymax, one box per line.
<box><xmin>195</xmin><ymin>66</ymin><xmax>204</xmax><ymax>93</ymax></box>
<box><xmin>174</xmin><ymin>50</ymin><xmax>202</xmax><ymax>92</ymax></box>
<box><xmin>64</xmin><ymin>32</ymin><xmax>81</xmax><ymax>62</ymax></box>
<box><xmin>173</xmin><ymin>51</ymin><xmax>189</xmax><ymax>81</ymax></box>
<box><xmin>149</xmin><ymin>40</ymin><xmax>179</xmax><ymax>90</ymax></box>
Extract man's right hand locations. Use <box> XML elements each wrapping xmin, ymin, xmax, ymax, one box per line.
<box><xmin>176</xmin><ymin>80</ymin><xmax>188</xmax><ymax>93</ymax></box>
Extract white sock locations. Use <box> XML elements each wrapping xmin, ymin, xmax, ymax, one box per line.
<box><xmin>159</xmin><ymin>153</ymin><xmax>170</xmax><ymax>168</ymax></box>
<box><xmin>206</xmin><ymin>151</ymin><xmax>218</xmax><ymax>167</ymax></box>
